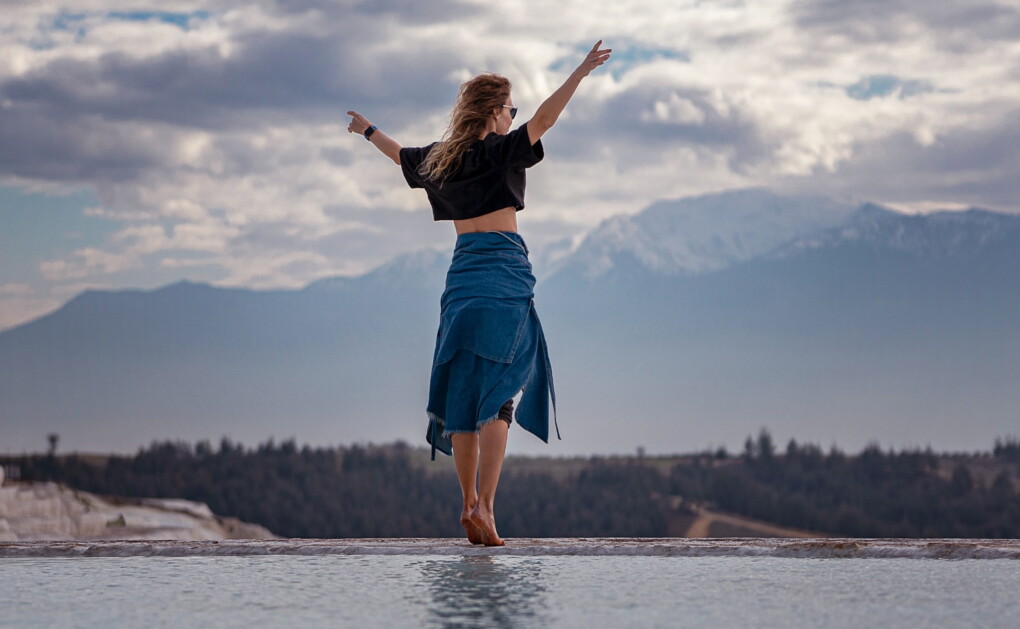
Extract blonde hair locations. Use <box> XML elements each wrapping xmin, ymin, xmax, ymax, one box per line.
<box><xmin>419</xmin><ymin>73</ymin><xmax>511</xmax><ymax>182</ymax></box>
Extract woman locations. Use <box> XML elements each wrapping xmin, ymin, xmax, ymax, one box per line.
<box><xmin>347</xmin><ymin>41</ymin><xmax>611</xmax><ymax>546</ymax></box>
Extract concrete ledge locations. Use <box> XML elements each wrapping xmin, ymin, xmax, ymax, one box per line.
<box><xmin>2</xmin><ymin>537</ymin><xmax>1018</xmax><ymax>559</ymax></box>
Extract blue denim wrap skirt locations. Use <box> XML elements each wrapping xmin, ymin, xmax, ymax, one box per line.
<box><xmin>426</xmin><ymin>231</ymin><xmax>559</xmax><ymax>460</ymax></box>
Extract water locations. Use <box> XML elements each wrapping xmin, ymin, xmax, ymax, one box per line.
<box><xmin>3</xmin><ymin>554</ymin><xmax>1018</xmax><ymax>628</ymax></box>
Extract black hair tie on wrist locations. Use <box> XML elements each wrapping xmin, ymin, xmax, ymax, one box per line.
<box><xmin>364</xmin><ymin>125</ymin><xmax>377</xmax><ymax>141</ymax></box>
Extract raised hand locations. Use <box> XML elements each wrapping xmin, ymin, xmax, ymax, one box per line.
<box><xmin>574</xmin><ymin>40</ymin><xmax>612</xmax><ymax>78</ymax></box>
<box><xmin>347</xmin><ymin>110</ymin><xmax>373</xmax><ymax>135</ymax></box>
<box><xmin>346</xmin><ymin>110</ymin><xmax>400</xmax><ymax>164</ymax></box>
<box><xmin>527</xmin><ymin>39</ymin><xmax>612</xmax><ymax>143</ymax></box>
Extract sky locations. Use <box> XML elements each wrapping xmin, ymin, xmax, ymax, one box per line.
<box><xmin>2</xmin><ymin>0</ymin><xmax>1019</xmax><ymax>331</ymax></box>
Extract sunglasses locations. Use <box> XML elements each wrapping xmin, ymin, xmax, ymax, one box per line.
<box><xmin>501</xmin><ymin>105</ymin><xmax>518</xmax><ymax>120</ymax></box>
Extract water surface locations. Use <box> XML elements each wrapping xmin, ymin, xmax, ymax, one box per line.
<box><xmin>3</xmin><ymin>555</ymin><xmax>1018</xmax><ymax>628</ymax></box>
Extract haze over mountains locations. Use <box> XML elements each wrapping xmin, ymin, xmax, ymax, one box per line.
<box><xmin>2</xmin><ymin>189</ymin><xmax>1018</xmax><ymax>456</ymax></box>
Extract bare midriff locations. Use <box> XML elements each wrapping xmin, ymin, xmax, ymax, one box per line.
<box><xmin>453</xmin><ymin>206</ymin><xmax>518</xmax><ymax>234</ymax></box>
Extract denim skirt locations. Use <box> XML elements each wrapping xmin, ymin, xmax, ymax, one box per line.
<box><xmin>426</xmin><ymin>231</ymin><xmax>559</xmax><ymax>460</ymax></box>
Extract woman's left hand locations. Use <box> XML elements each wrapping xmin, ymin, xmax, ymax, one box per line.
<box><xmin>574</xmin><ymin>40</ymin><xmax>612</xmax><ymax>78</ymax></box>
<box><xmin>347</xmin><ymin>110</ymin><xmax>373</xmax><ymax>135</ymax></box>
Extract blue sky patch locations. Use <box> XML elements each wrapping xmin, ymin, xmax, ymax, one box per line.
<box><xmin>550</xmin><ymin>42</ymin><xmax>689</xmax><ymax>80</ymax></box>
<box><xmin>44</xmin><ymin>9</ymin><xmax>211</xmax><ymax>45</ymax></box>
<box><xmin>845</xmin><ymin>75</ymin><xmax>935</xmax><ymax>100</ymax></box>
<box><xmin>0</xmin><ymin>185</ymin><xmax>113</xmax><ymax>285</ymax></box>
<box><xmin>39</xmin><ymin>11</ymin><xmax>88</xmax><ymax>46</ymax></box>
<box><xmin>51</xmin><ymin>12</ymin><xmax>87</xmax><ymax>31</ymax></box>
<box><xmin>106</xmin><ymin>11</ymin><xmax>212</xmax><ymax>30</ymax></box>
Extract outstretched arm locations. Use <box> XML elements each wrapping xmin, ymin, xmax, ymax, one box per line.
<box><xmin>347</xmin><ymin>110</ymin><xmax>401</xmax><ymax>165</ymax></box>
<box><xmin>527</xmin><ymin>40</ymin><xmax>612</xmax><ymax>145</ymax></box>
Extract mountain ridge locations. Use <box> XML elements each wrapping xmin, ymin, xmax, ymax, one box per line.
<box><xmin>2</xmin><ymin>188</ymin><xmax>1018</xmax><ymax>456</ymax></box>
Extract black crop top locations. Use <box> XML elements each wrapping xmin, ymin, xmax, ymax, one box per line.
<box><xmin>399</xmin><ymin>121</ymin><xmax>544</xmax><ymax>221</ymax></box>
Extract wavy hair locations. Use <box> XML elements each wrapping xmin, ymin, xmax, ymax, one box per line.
<box><xmin>419</xmin><ymin>73</ymin><xmax>511</xmax><ymax>183</ymax></box>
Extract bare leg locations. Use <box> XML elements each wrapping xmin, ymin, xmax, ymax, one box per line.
<box><xmin>451</xmin><ymin>433</ymin><xmax>483</xmax><ymax>544</ymax></box>
<box><xmin>470</xmin><ymin>419</ymin><xmax>509</xmax><ymax>546</ymax></box>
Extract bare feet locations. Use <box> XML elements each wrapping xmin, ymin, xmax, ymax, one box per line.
<box><xmin>460</xmin><ymin>508</ymin><xmax>484</xmax><ymax>544</ymax></box>
<box><xmin>468</xmin><ymin>504</ymin><xmax>506</xmax><ymax>546</ymax></box>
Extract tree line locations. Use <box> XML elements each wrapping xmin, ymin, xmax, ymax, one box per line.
<box><xmin>5</xmin><ymin>431</ymin><xmax>1018</xmax><ymax>538</ymax></box>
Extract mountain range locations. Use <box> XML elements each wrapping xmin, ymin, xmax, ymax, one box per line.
<box><xmin>2</xmin><ymin>188</ymin><xmax>1018</xmax><ymax>456</ymax></box>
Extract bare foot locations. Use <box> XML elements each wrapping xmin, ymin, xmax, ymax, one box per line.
<box><xmin>460</xmin><ymin>509</ymin><xmax>484</xmax><ymax>544</ymax></box>
<box><xmin>469</xmin><ymin>505</ymin><xmax>506</xmax><ymax>547</ymax></box>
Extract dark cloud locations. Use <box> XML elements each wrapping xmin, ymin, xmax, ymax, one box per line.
<box><xmin>318</xmin><ymin>146</ymin><xmax>353</xmax><ymax>166</ymax></box>
<box><xmin>272</xmin><ymin>0</ymin><xmax>480</xmax><ymax>22</ymax></box>
<box><xmin>792</xmin><ymin>0</ymin><xmax>1020</xmax><ymax>45</ymax></box>
<box><xmin>0</xmin><ymin>104</ymin><xmax>162</xmax><ymax>182</ymax></box>
<box><xmin>552</xmin><ymin>84</ymin><xmax>770</xmax><ymax>174</ymax></box>
<box><xmin>0</xmin><ymin>29</ymin><xmax>456</xmax><ymax>131</ymax></box>
<box><xmin>352</xmin><ymin>0</ymin><xmax>481</xmax><ymax>21</ymax></box>
<box><xmin>0</xmin><ymin>4</ymin><xmax>471</xmax><ymax>185</ymax></box>
<box><xmin>713</xmin><ymin>30</ymin><xmax>769</xmax><ymax>48</ymax></box>
<box><xmin>775</xmin><ymin>110</ymin><xmax>1020</xmax><ymax>211</ymax></box>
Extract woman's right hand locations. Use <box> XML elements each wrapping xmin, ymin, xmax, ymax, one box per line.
<box><xmin>574</xmin><ymin>40</ymin><xmax>612</xmax><ymax>79</ymax></box>
<box><xmin>347</xmin><ymin>110</ymin><xmax>373</xmax><ymax>135</ymax></box>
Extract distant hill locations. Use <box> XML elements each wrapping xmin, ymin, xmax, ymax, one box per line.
<box><xmin>4</xmin><ymin>433</ymin><xmax>1017</xmax><ymax>538</ymax></box>
<box><xmin>2</xmin><ymin>188</ymin><xmax>1019</xmax><ymax>455</ymax></box>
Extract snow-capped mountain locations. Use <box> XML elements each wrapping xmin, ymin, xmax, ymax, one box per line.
<box><xmin>771</xmin><ymin>203</ymin><xmax>1020</xmax><ymax>261</ymax></box>
<box><xmin>550</xmin><ymin>188</ymin><xmax>857</xmax><ymax>281</ymax></box>
<box><xmin>303</xmin><ymin>246</ymin><xmax>449</xmax><ymax>293</ymax></box>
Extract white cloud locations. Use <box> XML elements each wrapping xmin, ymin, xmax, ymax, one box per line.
<box><xmin>39</xmin><ymin>259</ymin><xmax>86</xmax><ymax>281</ymax></box>
<box><xmin>642</xmin><ymin>93</ymin><xmax>707</xmax><ymax>125</ymax></box>
<box><xmin>40</xmin><ymin>247</ymin><xmax>136</xmax><ymax>280</ymax></box>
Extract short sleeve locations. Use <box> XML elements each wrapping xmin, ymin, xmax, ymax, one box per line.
<box><xmin>485</xmin><ymin>122</ymin><xmax>544</xmax><ymax>170</ymax></box>
<box><xmin>399</xmin><ymin>146</ymin><xmax>427</xmax><ymax>189</ymax></box>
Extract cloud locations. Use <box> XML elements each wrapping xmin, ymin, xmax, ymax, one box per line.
<box><xmin>775</xmin><ymin>107</ymin><xmax>1020</xmax><ymax>210</ymax></box>
<box><xmin>593</xmin><ymin>80</ymin><xmax>770</xmax><ymax>171</ymax></box>
<box><xmin>1</xmin><ymin>0</ymin><xmax>1018</xmax><ymax>331</ymax></box>
<box><xmin>792</xmin><ymin>0</ymin><xmax>1020</xmax><ymax>45</ymax></box>
<box><xmin>39</xmin><ymin>246</ymin><xmax>135</xmax><ymax>280</ymax></box>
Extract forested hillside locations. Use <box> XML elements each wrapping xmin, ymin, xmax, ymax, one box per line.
<box><xmin>5</xmin><ymin>431</ymin><xmax>1018</xmax><ymax>539</ymax></box>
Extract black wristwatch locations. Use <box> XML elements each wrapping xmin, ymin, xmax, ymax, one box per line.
<box><xmin>364</xmin><ymin>125</ymin><xmax>377</xmax><ymax>141</ymax></box>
